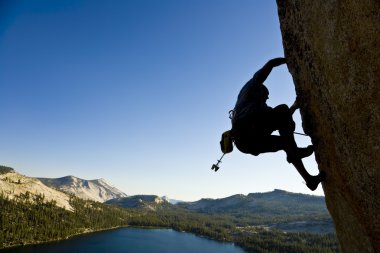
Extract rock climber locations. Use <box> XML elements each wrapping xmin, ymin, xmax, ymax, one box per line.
<box><xmin>231</xmin><ymin>57</ymin><xmax>325</xmax><ymax>191</ymax></box>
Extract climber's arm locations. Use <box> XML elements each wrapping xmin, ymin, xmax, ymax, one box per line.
<box><xmin>253</xmin><ymin>57</ymin><xmax>286</xmax><ymax>84</ymax></box>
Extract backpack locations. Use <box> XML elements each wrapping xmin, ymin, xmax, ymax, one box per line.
<box><xmin>220</xmin><ymin>130</ymin><xmax>233</xmax><ymax>154</ymax></box>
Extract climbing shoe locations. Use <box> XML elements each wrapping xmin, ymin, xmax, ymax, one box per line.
<box><xmin>297</xmin><ymin>145</ymin><xmax>314</xmax><ymax>159</ymax></box>
<box><xmin>306</xmin><ymin>171</ymin><xmax>326</xmax><ymax>191</ymax></box>
<box><xmin>286</xmin><ymin>145</ymin><xmax>314</xmax><ymax>163</ymax></box>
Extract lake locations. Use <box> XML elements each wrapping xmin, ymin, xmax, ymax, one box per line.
<box><xmin>1</xmin><ymin>228</ymin><xmax>247</xmax><ymax>253</ymax></box>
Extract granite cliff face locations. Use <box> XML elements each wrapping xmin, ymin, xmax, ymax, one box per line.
<box><xmin>0</xmin><ymin>168</ymin><xmax>72</xmax><ymax>210</ymax></box>
<box><xmin>38</xmin><ymin>176</ymin><xmax>127</xmax><ymax>202</ymax></box>
<box><xmin>276</xmin><ymin>1</ymin><xmax>380</xmax><ymax>252</ymax></box>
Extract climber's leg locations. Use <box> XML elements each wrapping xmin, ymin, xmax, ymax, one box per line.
<box><xmin>235</xmin><ymin>133</ymin><xmax>324</xmax><ymax>190</ymax></box>
<box><xmin>289</xmin><ymin>98</ymin><xmax>300</xmax><ymax>115</ymax></box>
<box><xmin>279</xmin><ymin>130</ymin><xmax>324</xmax><ymax>190</ymax></box>
<box><xmin>252</xmin><ymin>135</ymin><xmax>284</xmax><ymax>154</ymax></box>
<box><xmin>270</xmin><ymin>104</ymin><xmax>327</xmax><ymax>190</ymax></box>
<box><xmin>270</xmin><ymin>104</ymin><xmax>314</xmax><ymax>161</ymax></box>
<box><xmin>291</xmin><ymin>159</ymin><xmax>325</xmax><ymax>191</ymax></box>
<box><xmin>234</xmin><ymin>105</ymin><xmax>314</xmax><ymax>159</ymax></box>
<box><xmin>306</xmin><ymin>171</ymin><xmax>326</xmax><ymax>191</ymax></box>
<box><xmin>234</xmin><ymin>135</ymin><xmax>284</xmax><ymax>156</ymax></box>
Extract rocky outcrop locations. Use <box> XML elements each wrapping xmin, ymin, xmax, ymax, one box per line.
<box><xmin>276</xmin><ymin>1</ymin><xmax>380</xmax><ymax>252</ymax></box>
<box><xmin>38</xmin><ymin>176</ymin><xmax>127</xmax><ymax>202</ymax></box>
<box><xmin>0</xmin><ymin>169</ymin><xmax>72</xmax><ymax>210</ymax></box>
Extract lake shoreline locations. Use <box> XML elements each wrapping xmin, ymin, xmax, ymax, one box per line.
<box><xmin>0</xmin><ymin>225</ymin><xmax>128</xmax><ymax>250</ymax></box>
<box><xmin>0</xmin><ymin>226</ymin><xmax>241</xmax><ymax>252</ymax></box>
<box><xmin>0</xmin><ymin>225</ymin><xmax>211</xmax><ymax>251</ymax></box>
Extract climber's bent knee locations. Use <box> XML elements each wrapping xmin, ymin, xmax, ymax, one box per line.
<box><xmin>234</xmin><ymin>135</ymin><xmax>284</xmax><ymax>156</ymax></box>
<box><xmin>271</xmin><ymin>104</ymin><xmax>296</xmax><ymax>134</ymax></box>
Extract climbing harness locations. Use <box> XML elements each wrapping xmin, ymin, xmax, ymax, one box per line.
<box><xmin>228</xmin><ymin>109</ymin><xmax>235</xmax><ymax>120</ymax></box>
<box><xmin>211</xmin><ymin>110</ymin><xmax>309</xmax><ymax>172</ymax></box>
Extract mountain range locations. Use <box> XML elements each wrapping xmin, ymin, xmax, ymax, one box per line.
<box><xmin>178</xmin><ymin>189</ymin><xmax>327</xmax><ymax>215</ymax></box>
<box><xmin>0</xmin><ymin>165</ymin><xmax>334</xmax><ymax>233</ymax></box>
<box><xmin>0</xmin><ymin>166</ymin><xmax>328</xmax><ymax>213</ymax></box>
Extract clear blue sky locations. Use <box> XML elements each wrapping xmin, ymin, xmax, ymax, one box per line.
<box><xmin>0</xmin><ymin>0</ymin><xmax>323</xmax><ymax>201</ymax></box>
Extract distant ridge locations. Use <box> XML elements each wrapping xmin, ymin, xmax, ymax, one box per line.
<box><xmin>105</xmin><ymin>195</ymin><xmax>168</xmax><ymax>210</ymax></box>
<box><xmin>178</xmin><ymin>189</ymin><xmax>327</xmax><ymax>215</ymax></box>
<box><xmin>38</xmin><ymin>175</ymin><xmax>127</xmax><ymax>202</ymax></box>
<box><xmin>162</xmin><ymin>196</ymin><xmax>184</xmax><ymax>204</ymax></box>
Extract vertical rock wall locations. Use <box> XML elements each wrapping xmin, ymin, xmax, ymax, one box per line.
<box><xmin>276</xmin><ymin>1</ymin><xmax>380</xmax><ymax>252</ymax></box>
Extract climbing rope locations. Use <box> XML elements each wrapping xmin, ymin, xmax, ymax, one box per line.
<box><xmin>294</xmin><ymin>131</ymin><xmax>308</xmax><ymax>136</ymax></box>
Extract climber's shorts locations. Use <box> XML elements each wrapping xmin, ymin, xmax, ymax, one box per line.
<box><xmin>233</xmin><ymin>104</ymin><xmax>295</xmax><ymax>156</ymax></box>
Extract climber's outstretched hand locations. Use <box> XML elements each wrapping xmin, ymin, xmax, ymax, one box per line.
<box><xmin>269</xmin><ymin>57</ymin><xmax>286</xmax><ymax>67</ymax></box>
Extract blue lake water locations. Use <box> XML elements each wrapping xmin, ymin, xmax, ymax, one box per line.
<box><xmin>1</xmin><ymin>228</ymin><xmax>246</xmax><ymax>253</ymax></box>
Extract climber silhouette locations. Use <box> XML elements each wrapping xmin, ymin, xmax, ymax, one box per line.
<box><xmin>231</xmin><ymin>57</ymin><xmax>325</xmax><ymax>191</ymax></box>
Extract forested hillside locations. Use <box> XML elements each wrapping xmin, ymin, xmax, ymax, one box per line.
<box><xmin>0</xmin><ymin>193</ymin><xmax>340</xmax><ymax>253</ymax></box>
<box><xmin>0</xmin><ymin>193</ymin><xmax>134</xmax><ymax>248</ymax></box>
<box><xmin>0</xmin><ymin>167</ymin><xmax>339</xmax><ymax>252</ymax></box>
